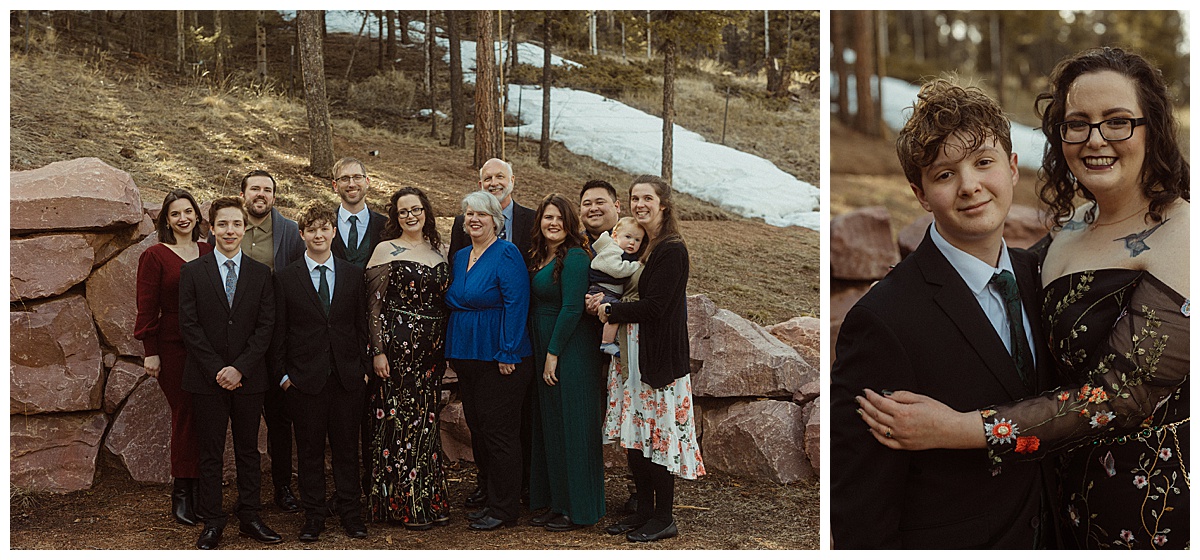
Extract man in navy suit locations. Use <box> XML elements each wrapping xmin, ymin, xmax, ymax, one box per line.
<box><xmin>180</xmin><ymin>197</ymin><xmax>281</xmax><ymax>549</ymax></box>
<box><xmin>329</xmin><ymin>157</ymin><xmax>387</xmax><ymax>268</ymax></box>
<box><xmin>830</xmin><ymin>80</ymin><xmax>1058</xmax><ymax>549</ymax></box>
<box><xmin>271</xmin><ymin>204</ymin><xmax>370</xmax><ymax>541</ymax></box>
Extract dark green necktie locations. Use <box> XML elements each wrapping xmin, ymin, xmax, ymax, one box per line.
<box><xmin>317</xmin><ymin>264</ymin><xmax>331</xmax><ymax>315</ymax></box>
<box><xmin>348</xmin><ymin>215</ymin><xmax>360</xmax><ymax>252</ymax></box>
<box><xmin>989</xmin><ymin>270</ymin><xmax>1034</xmax><ymax>386</ymax></box>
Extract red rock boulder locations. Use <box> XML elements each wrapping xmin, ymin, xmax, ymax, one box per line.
<box><xmin>86</xmin><ymin>234</ymin><xmax>157</xmax><ymax>357</ymax></box>
<box><xmin>701</xmin><ymin>399</ymin><xmax>812</xmax><ymax>484</ymax></box>
<box><xmin>10</xmin><ymin>411</ymin><xmax>109</xmax><ymax>492</ymax></box>
<box><xmin>9</xmin><ymin>234</ymin><xmax>95</xmax><ymax>302</ymax></box>
<box><xmin>10</xmin><ymin>157</ymin><xmax>143</xmax><ymax>234</ymax></box>
<box><xmin>10</xmin><ymin>295</ymin><xmax>104</xmax><ymax>414</ymax></box>
<box><xmin>830</xmin><ymin>206</ymin><xmax>899</xmax><ymax>281</ymax></box>
<box><xmin>105</xmin><ymin>378</ymin><xmax>172</xmax><ymax>483</ymax></box>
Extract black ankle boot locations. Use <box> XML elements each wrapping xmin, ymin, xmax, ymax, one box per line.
<box><xmin>172</xmin><ymin>478</ymin><xmax>199</xmax><ymax>525</ymax></box>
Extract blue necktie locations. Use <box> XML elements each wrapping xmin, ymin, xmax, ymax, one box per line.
<box><xmin>223</xmin><ymin>260</ymin><xmax>237</xmax><ymax>307</ymax></box>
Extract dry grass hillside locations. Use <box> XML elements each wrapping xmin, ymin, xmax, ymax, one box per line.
<box><xmin>10</xmin><ymin>42</ymin><xmax>819</xmax><ymax>326</ymax></box>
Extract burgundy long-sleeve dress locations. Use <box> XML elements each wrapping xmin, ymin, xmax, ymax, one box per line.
<box><xmin>134</xmin><ymin>241</ymin><xmax>212</xmax><ymax>478</ymax></box>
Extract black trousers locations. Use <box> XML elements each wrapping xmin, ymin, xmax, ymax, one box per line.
<box><xmin>262</xmin><ymin>383</ymin><xmax>294</xmax><ymax>491</ymax></box>
<box><xmin>453</xmin><ymin>359</ymin><xmax>532</xmax><ymax>521</ymax></box>
<box><xmin>192</xmin><ymin>390</ymin><xmax>266</xmax><ymax>529</ymax></box>
<box><xmin>285</xmin><ymin>376</ymin><xmax>364</xmax><ymax>522</ymax></box>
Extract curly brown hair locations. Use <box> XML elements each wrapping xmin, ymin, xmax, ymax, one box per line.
<box><xmin>1035</xmin><ymin>46</ymin><xmax>1189</xmax><ymax>228</ymax></box>
<box><xmin>528</xmin><ymin>193</ymin><xmax>589</xmax><ymax>282</ymax></box>
<box><xmin>896</xmin><ymin>78</ymin><xmax>1012</xmax><ymax>189</ymax></box>
<box><xmin>381</xmin><ymin>187</ymin><xmax>441</xmax><ymax>249</ymax></box>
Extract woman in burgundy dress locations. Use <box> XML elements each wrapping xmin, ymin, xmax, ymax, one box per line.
<box><xmin>134</xmin><ymin>189</ymin><xmax>213</xmax><ymax>526</ymax></box>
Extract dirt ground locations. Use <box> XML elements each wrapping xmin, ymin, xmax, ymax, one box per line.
<box><xmin>9</xmin><ymin>454</ymin><xmax>819</xmax><ymax>550</ymax></box>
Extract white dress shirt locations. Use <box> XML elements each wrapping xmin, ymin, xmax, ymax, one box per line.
<box><xmin>338</xmin><ymin>205</ymin><xmax>371</xmax><ymax>250</ymax></box>
<box><xmin>929</xmin><ymin>223</ymin><xmax>1037</xmax><ymax>365</ymax></box>
<box><xmin>214</xmin><ymin>250</ymin><xmax>244</xmax><ymax>296</ymax></box>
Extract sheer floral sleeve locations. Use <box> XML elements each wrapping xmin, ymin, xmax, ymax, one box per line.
<box><xmin>365</xmin><ymin>262</ymin><xmax>390</xmax><ymax>357</ymax></box>
<box><xmin>982</xmin><ymin>273</ymin><xmax>1189</xmax><ymax>467</ymax></box>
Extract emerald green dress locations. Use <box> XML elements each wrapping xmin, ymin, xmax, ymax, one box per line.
<box><xmin>528</xmin><ymin>247</ymin><xmax>607</xmax><ymax>525</ymax></box>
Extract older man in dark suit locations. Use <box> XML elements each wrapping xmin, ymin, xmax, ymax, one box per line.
<box><xmin>830</xmin><ymin>80</ymin><xmax>1058</xmax><ymax>549</ymax></box>
<box><xmin>180</xmin><ymin>197</ymin><xmax>280</xmax><ymax>549</ymax></box>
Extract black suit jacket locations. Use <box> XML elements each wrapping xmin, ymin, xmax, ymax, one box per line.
<box><xmin>179</xmin><ymin>252</ymin><xmax>275</xmax><ymax>395</ymax></box>
<box><xmin>331</xmin><ymin>208</ymin><xmax>387</xmax><ymax>268</ymax></box>
<box><xmin>270</xmin><ymin>256</ymin><xmax>370</xmax><ymax>395</ymax></box>
<box><xmin>448</xmin><ymin>199</ymin><xmax>535</xmax><ymax>268</ymax></box>
<box><xmin>831</xmin><ymin>229</ymin><xmax>1058</xmax><ymax>549</ymax></box>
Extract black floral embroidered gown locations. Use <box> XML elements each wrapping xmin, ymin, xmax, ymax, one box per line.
<box><xmin>983</xmin><ymin>270</ymin><xmax>1189</xmax><ymax>549</ymax></box>
<box><xmin>365</xmin><ymin>259</ymin><xmax>452</xmax><ymax>526</ymax></box>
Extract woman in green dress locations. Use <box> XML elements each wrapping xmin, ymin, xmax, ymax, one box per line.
<box><xmin>526</xmin><ymin>193</ymin><xmax>607</xmax><ymax>531</ymax></box>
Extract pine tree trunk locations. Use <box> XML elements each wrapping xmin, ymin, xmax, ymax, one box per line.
<box><xmin>852</xmin><ymin>10</ymin><xmax>879</xmax><ymax>136</ymax></box>
<box><xmin>176</xmin><ymin>11</ymin><xmax>185</xmax><ymax>74</ymax></box>
<box><xmin>213</xmin><ymin>11</ymin><xmax>225</xmax><ymax>82</ymax></box>
<box><xmin>297</xmin><ymin>10</ymin><xmax>336</xmax><ymax>177</ymax></box>
<box><xmin>448</xmin><ymin>11</ymin><xmax>466</xmax><ymax>149</ymax></box>
<box><xmin>399</xmin><ymin>11</ymin><xmax>410</xmax><ymax>44</ymax></box>
<box><xmin>386</xmin><ymin>11</ymin><xmax>396</xmax><ymax>63</ymax></box>
<box><xmin>474</xmin><ymin>10</ymin><xmax>499</xmax><ymax>168</ymax></box>
<box><xmin>661</xmin><ymin>35</ymin><xmax>676</xmax><ymax>183</ymax></box>
<box><xmin>427</xmin><ymin>10</ymin><xmax>437</xmax><ymax>138</ymax></box>
<box><xmin>256</xmin><ymin>11</ymin><xmax>268</xmax><ymax>82</ymax></box>
<box><xmin>538</xmin><ymin>11</ymin><xmax>552</xmax><ymax>168</ymax></box>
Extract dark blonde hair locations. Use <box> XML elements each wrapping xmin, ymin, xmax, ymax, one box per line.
<box><xmin>896</xmin><ymin>78</ymin><xmax>1012</xmax><ymax>189</ymax></box>
<box><xmin>296</xmin><ymin>203</ymin><xmax>336</xmax><ymax>231</ymax></box>
<box><xmin>1035</xmin><ymin>46</ymin><xmax>1188</xmax><ymax>227</ymax></box>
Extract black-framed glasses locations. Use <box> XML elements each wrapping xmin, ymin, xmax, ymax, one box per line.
<box><xmin>396</xmin><ymin>207</ymin><xmax>425</xmax><ymax>218</ymax></box>
<box><xmin>1056</xmin><ymin>117</ymin><xmax>1146</xmax><ymax>144</ymax></box>
<box><xmin>335</xmin><ymin>174</ymin><xmax>368</xmax><ymax>184</ymax></box>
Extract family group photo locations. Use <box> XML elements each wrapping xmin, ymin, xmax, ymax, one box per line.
<box><xmin>8</xmin><ymin>9</ymin><xmax>820</xmax><ymax>550</ymax></box>
<box><xmin>829</xmin><ymin>10</ymin><xmax>1189</xmax><ymax>550</ymax></box>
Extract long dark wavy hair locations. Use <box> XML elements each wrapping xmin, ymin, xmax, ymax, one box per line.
<box><xmin>381</xmin><ymin>186</ymin><xmax>441</xmax><ymax>250</ymax></box>
<box><xmin>1035</xmin><ymin>46</ymin><xmax>1189</xmax><ymax>228</ymax></box>
<box><xmin>528</xmin><ymin>193</ymin><xmax>589</xmax><ymax>282</ymax></box>
<box><xmin>156</xmin><ymin>189</ymin><xmax>203</xmax><ymax>244</ymax></box>
<box><xmin>629</xmin><ymin>174</ymin><xmax>684</xmax><ymax>261</ymax></box>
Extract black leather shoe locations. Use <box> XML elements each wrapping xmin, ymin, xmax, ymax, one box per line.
<box><xmin>196</xmin><ymin>526</ymin><xmax>223</xmax><ymax>550</ymax></box>
<box><xmin>529</xmin><ymin>509</ymin><xmax>556</xmax><ymax>527</ymax></box>
<box><xmin>299</xmin><ymin>518</ymin><xmax>324</xmax><ymax>542</ymax></box>
<box><xmin>172</xmin><ymin>478</ymin><xmax>199</xmax><ymax>526</ymax></box>
<box><xmin>466</xmin><ymin>507</ymin><xmax>492</xmax><ymax>522</ymax></box>
<box><xmin>605</xmin><ymin>514</ymin><xmax>648</xmax><ymax>535</ymax></box>
<box><xmin>274</xmin><ymin>486</ymin><xmax>300</xmax><ymax>513</ymax></box>
<box><xmin>622</xmin><ymin>493</ymin><xmax>639</xmax><ymax>514</ymax></box>
<box><xmin>238</xmin><ymin>519</ymin><xmax>284</xmax><ymax>544</ymax></box>
<box><xmin>342</xmin><ymin>517</ymin><xmax>368</xmax><ymax>539</ymax></box>
<box><xmin>464</xmin><ymin>486</ymin><xmax>487</xmax><ymax>508</ymax></box>
<box><xmin>626</xmin><ymin>521</ymin><xmax>678</xmax><ymax>543</ymax></box>
<box><xmin>469</xmin><ymin>515</ymin><xmax>518</xmax><ymax>531</ymax></box>
<box><xmin>546</xmin><ymin>514</ymin><xmax>586</xmax><ymax>532</ymax></box>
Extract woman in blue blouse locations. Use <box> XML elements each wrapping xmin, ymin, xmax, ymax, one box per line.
<box><xmin>445</xmin><ymin>190</ymin><xmax>532</xmax><ymax>531</ymax></box>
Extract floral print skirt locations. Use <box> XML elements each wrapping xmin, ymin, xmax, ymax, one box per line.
<box><xmin>602</xmin><ymin>323</ymin><xmax>705</xmax><ymax>480</ymax></box>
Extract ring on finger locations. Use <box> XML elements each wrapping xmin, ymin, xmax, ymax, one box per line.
<box><xmin>884</xmin><ymin>430</ymin><xmax>893</xmax><ymax>439</ymax></box>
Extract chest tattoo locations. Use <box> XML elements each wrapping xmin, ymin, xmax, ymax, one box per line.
<box><xmin>1113</xmin><ymin>218</ymin><xmax>1169</xmax><ymax>257</ymax></box>
<box><xmin>389</xmin><ymin>243</ymin><xmax>408</xmax><ymax>256</ymax></box>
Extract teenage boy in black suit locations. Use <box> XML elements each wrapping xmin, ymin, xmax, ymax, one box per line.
<box><xmin>179</xmin><ymin>197</ymin><xmax>281</xmax><ymax>550</ymax></box>
<box><xmin>271</xmin><ymin>204</ymin><xmax>370</xmax><ymax>541</ymax></box>
<box><xmin>830</xmin><ymin>80</ymin><xmax>1057</xmax><ymax>549</ymax></box>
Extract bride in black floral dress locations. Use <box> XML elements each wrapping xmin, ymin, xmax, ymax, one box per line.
<box><xmin>364</xmin><ymin>187</ymin><xmax>452</xmax><ymax>530</ymax></box>
<box><xmin>857</xmin><ymin>47</ymin><xmax>1189</xmax><ymax>549</ymax></box>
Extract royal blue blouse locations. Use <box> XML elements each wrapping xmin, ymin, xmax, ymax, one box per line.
<box><xmin>445</xmin><ymin>239</ymin><xmax>532</xmax><ymax>364</ymax></box>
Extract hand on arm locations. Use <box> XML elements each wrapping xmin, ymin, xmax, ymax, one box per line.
<box><xmin>856</xmin><ymin>389</ymin><xmax>985</xmax><ymax>450</ymax></box>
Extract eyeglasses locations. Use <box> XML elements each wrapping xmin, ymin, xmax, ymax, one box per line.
<box><xmin>334</xmin><ymin>174</ymin><xmax>368</xmax><ymax>184</ymax></box>
<box><xmin>396</xmin><ymin>207</ymin><xmax>425</xmax><ymax>218</ymax></box>
<box><xmin>1056</xmin><ymin>117</ymin><xmax>1146</xmax><ymax>144</ymax></box>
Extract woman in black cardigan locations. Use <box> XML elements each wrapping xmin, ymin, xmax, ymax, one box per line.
<box><xmin>597</xmin><ymin>175</ymin><xmax>705</xmax><ymax>543</ymax></box>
